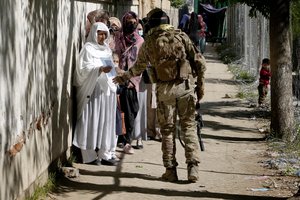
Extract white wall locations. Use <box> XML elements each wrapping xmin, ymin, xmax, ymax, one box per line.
<box><xmin>0</xmin><ymin>1</ymin><xmax>113</xmax><ymax>199</ymax></box>
<box><xmin>0</xmin><ymin>0</ymin><xmax>179</xmax><ymax>199</ymax></box>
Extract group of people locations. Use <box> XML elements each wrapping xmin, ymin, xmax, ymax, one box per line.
<box><xmin>72</xmin><ymin>8</ymin><xmax>207</xmax><ymax>183</ymax></box>
<box><xmin>73</xmin><ymin>9</ymin><xmax>157</xmax><ymax>165</ymax></box>
<box><xmin>178</xmin><ymin>12</ymin><xmax>208</xmax><ymax>54</ymax></box>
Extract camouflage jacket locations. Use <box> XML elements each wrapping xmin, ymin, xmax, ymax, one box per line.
<box><xmin>126</xmin><ymin>24</ymin><xmax>206</xmax><ymax>89</ymax></box>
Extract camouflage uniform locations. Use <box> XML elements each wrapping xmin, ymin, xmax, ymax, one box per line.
<box><xmin>114</xmin><ymin>13</ymin><xmax>206</xmax><ymax>182</ymax></box>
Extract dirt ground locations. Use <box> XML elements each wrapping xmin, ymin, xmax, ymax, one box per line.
<box><xmin>47</xmin><ymin>44</ymin><xmax>299</xmax><ymax>200</ymax></box>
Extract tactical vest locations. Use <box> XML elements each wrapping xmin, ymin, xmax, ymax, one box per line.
<box><xmin>145</xmin><ymin>28</ymin><xmax>194</xmax><ymax>82</ymax></box>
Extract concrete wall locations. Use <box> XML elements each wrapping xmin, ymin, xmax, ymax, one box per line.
<box><xmin>114</xmin><ymin>0</ymin><xmax>178</xmax><ymax>28</ymax></box>
<box><xmin>0</xmin><ymin>0</ymin><xmax>179</xmax><ymax>199</ymax></box>
<box><xmin>0</xmin><ymin>1</ymin><xmax>115</xmax><ymax>199</ymax></box>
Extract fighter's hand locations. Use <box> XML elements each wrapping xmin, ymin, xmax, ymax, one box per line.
<box><xmin>195</xmin><ymin>85</ymin><xmax>204</xmax><ymax>103</ymax></box>
<box><xmin>115</xmin><ymin>67</ymin><xmax>125</xmax><ymax>76</ymax></box>
<box><xmin>113</xmin><ymin>76</ymin><xmax>126</xmax><ymax>85</ymax></box>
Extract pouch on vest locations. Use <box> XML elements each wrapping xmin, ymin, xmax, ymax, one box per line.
<box><xmin>155</xmin><ymin>59</ymin><xmax>178</xmax><ymax>81</ymax></box>
<box><xmin>178</xmin><ymin>59</ymin><xmax>191</xmax><ymax>80</ymax></box>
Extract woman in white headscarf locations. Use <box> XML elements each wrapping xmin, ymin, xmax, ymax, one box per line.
<box><xmin>73</xmin><ymin>22</ymin><xmax>118</xmax><ymax>166</ymax></box>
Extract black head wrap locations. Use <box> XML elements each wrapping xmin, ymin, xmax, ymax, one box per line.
<box><xmin>147</xmin><ymin>8</ymin><xmax>170</xmax><ymax>29</ymax></box>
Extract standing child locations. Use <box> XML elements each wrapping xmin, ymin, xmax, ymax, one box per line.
<box><xmin>113</xmin><ymin>52</ymin><xmax>127</xmax><ymax>148</ymax></box>
<box><xmin>258</xmin><ymin>58</ymin><xmax>271</xmax><ymax>106</ymax></box>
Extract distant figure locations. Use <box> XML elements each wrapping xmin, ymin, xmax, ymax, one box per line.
<box><xmin>85</xmin><ymin>9</ymin><xmax>110</xmax><ymax>39</ymax></box>
<box><xmin>198</xmin><ymin>14</ymin><xmax>207</xmax><ymax>54</ymax></box>
<box><xmin>178</xmin><ymin>13</ymin><xmax>190</xmax><ymax>34</ymax></box>
<box><xmin>108</xmin><ymin>17</ymin><xmax>122</xmax><ymax>51</ymax></box>
<box><xmin>257</xmin><ymin>58</ymin><xmax>271</xmax><ymax>106</ymax></box>
<box><xmin>137</xmin><ymin>19</ymin><xmax>144</xmax><ymax>37</ymax></box>
<box><xmin>186</xmin><ymin>12</ymin><xmax>207</xmax><ymax>54</ymax></box>
<box><xmin>187</xmin><ymin>12</ymin><xmax>200</xmax><ymax>48</ymax></box>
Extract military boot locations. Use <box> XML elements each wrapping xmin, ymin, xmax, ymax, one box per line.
<box><xmin>187</xmin><ymin>163</ymin><xmax>199</xmax><ymax>183</ymax></box>
<box><xmin>161</xmin><ymin>167</ymin><xmax>178</xmax><ymax>182</ymax></box>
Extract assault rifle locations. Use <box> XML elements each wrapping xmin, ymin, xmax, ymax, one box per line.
<box><xmin>195</xmin><ymin>102</ymin><xmax>205</xmax><ymax>151</ymax></box>
<box><xmin>178</xmin><ymin>102</ymin><xmax>205</xmax><ymax>151</ymax></box>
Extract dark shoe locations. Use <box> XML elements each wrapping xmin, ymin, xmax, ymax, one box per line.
<box><xmin>86</xmin><ymin>159</ymin><xmax>101</xmax><ymax>166</ymax></box>
<box><xmin>187</xmin><ymin>164</ymin><xmax>199</xmax><ymax>183</ymax></box>
<box><xmin>111</xmin><ymin>156</ymin><xmax>120</xmax><ymax>162</ymax></box>
<box><xmin>133</xmin><ymin>145</ymin><xmax>143</xmax><ymax>149</ymax></box>
<box><xmin>101</xmin><ymin>159</ymin><xmax>117</xmax><ymax>166</ymax></box>
<box><xmin>117</xmin><ymin>142</ymin><xmax>124</xmax><ymax>148</ymax></box>
<box><xmin>161</xmin><ymin>168</ymin><xmax>178</xmax><ymax>182</ymax></box>
<box><xmin>133</xmin><ymin>139</ymin><xmax>143</xmax><ymax>149</ymax></box>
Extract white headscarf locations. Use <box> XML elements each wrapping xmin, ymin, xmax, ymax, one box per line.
<box><xmin>86</xmin><ymin>22</ymin><xmax>110</xmax><ymax>48</ymax></box>
<box><xmin>74</xmin><ymin>22</ymin><xmax>111</xmax><ymax>86</ymax></box>
<box><xmin>73</xmin><ymin>22</ymin><xmax>114</xmax><ymax>119</ymax></box>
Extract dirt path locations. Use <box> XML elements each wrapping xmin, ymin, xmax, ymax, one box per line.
<box><xmin>48</xmin><ymin>44</ymin><xmax>295</xmax><ymax>200</ymax></box>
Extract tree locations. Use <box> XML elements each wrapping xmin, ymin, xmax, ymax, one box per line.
<box><xmin>229</xmin><ymin>0</ymin><xmax>296</xmax><ymax>141</ymax></box>
<box><xmin>169</xmin><ymin>0</ymin><xmax>185</xmax><ymax>8</ymax></box>
<box><xmin>269</xmin><ymin>0</ymin><xmax>294</xmax><ymax>141</ymax></box>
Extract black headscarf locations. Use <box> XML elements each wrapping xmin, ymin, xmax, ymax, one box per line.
<box><xmin>147</xmin><ymin>8</ymin><xmax>170</xmax><ymax>29</ymax></box>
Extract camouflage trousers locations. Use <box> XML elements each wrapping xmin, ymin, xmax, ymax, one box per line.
<box><xmin>157</xmin><ymin>93</ymin><xmax>201</xmax><ymax>168</ymax></box>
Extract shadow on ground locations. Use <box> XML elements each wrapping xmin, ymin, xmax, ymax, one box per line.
<box><xmin>53</xmin><ymin>174</ymin><xmax>287</xmax><ymax>200</ymax></box>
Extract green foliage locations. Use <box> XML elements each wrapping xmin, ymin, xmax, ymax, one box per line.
<box><xmin>26</xmin><ymin>154</ymin><xmax>77</xmax><ymax>200</ymax></box>
<box><xmin>229</xmin><ymin>0</ymin><xmax>270</xmax><ymax>18</ymax></box>
<box><xmin>26</xmin><ymin>173</ymin><xmax>57</xmax><ymax>200</ymax></box>
<box><xmin>236</xmin><ymin>71</ymin><xmax>256</xmax><ymax>83</ymax></box>
<box><xmin>228</xmin><ymin>64</ymin><xmax>256</xmax><ymax>83</ymax></box>
<box><xmin>169</xmin><ymin>0</ymin><xmax>185</xmax><ymax>8</ymax></box>
<box><xmin>229</xmin><ymin>0</ymin><xmax>297</xmax><ymax>19</ymax></box>
<box><xmin>236</xmin><ymin>92</ymin><xmax>245</xmax><ymax>99</ymax></box>
<box><xmin>215</xmin><ymin>44</ymin><xmax>237</xmax><ymax>64</ymax></box>
<box><xmin>236</xmin><ymin>90</ymin><xmax>257</xmax><ymax>99</ymax></box>
<box><xmin>291</xmin><ymin>1</ymin><xmax>300</xmax><ymax>38</ymax></box>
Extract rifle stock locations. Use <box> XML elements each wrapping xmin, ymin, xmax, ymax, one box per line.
<box><xmin>196</xmin><ymin>103</ymin><xmax>205</xmax><ymax>151</ymax></box>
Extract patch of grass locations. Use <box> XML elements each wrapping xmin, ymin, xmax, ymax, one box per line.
<box><xmin>66</xmin><ymin>153</ymin><xmax>76</xmax><ymax>167</ymax></box>
<box><xmin>26</xmin><ymin>173</ymin><xmax>57</xmax><ymax>200</ymax></box>
<box><xmin>228</xmin><ymin>64</ymin><xmax>256</xmax><ymax>83</ymax></box>
<box><xmin>283</xmin><ymin>165</ymin><xmax>297</xmax><ymax>176</ymax></box>
<box><xmin>267</xmin><ymin>126</ymin><xmax>300</xmax><ymax>156</ymax></box>
<box><xmin>215</xmin><ymin>44</ymin><xmax>238</xmax><ymax>64</ymax></box>
<box><xmin>236</xmin><ymin>71</ymin><xmax>256</xmax><ymax>83</ymax></box>
<box><xmin>26</xmin><ymin>153</ymin><xmax>77</xmax><ymax>200</ymax></box>
<box><xmin>235</xmin><ymin>91</ymin><xmax>257</xmax><ymax>99</ymax></box>
<box><xmin>236</xmin><ymin>92</ymin><xmax>245</xmax><ymax>99</ymax></box>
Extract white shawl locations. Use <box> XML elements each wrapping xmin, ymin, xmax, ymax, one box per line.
<box><xmin>73</xmin><ymin>22</ymin><xmax>116</xmax><ymax>119</ymax></box>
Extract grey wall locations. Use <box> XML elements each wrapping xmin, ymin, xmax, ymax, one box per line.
<box><xmin>0</xmin><ymin>0</ymin><xmax>179</xmax><ymax>199</ymax></box>
<box><xmin>0</xmin><ymin>1</ymin><xmax>114</xmax><ymax>199</ymax></box>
